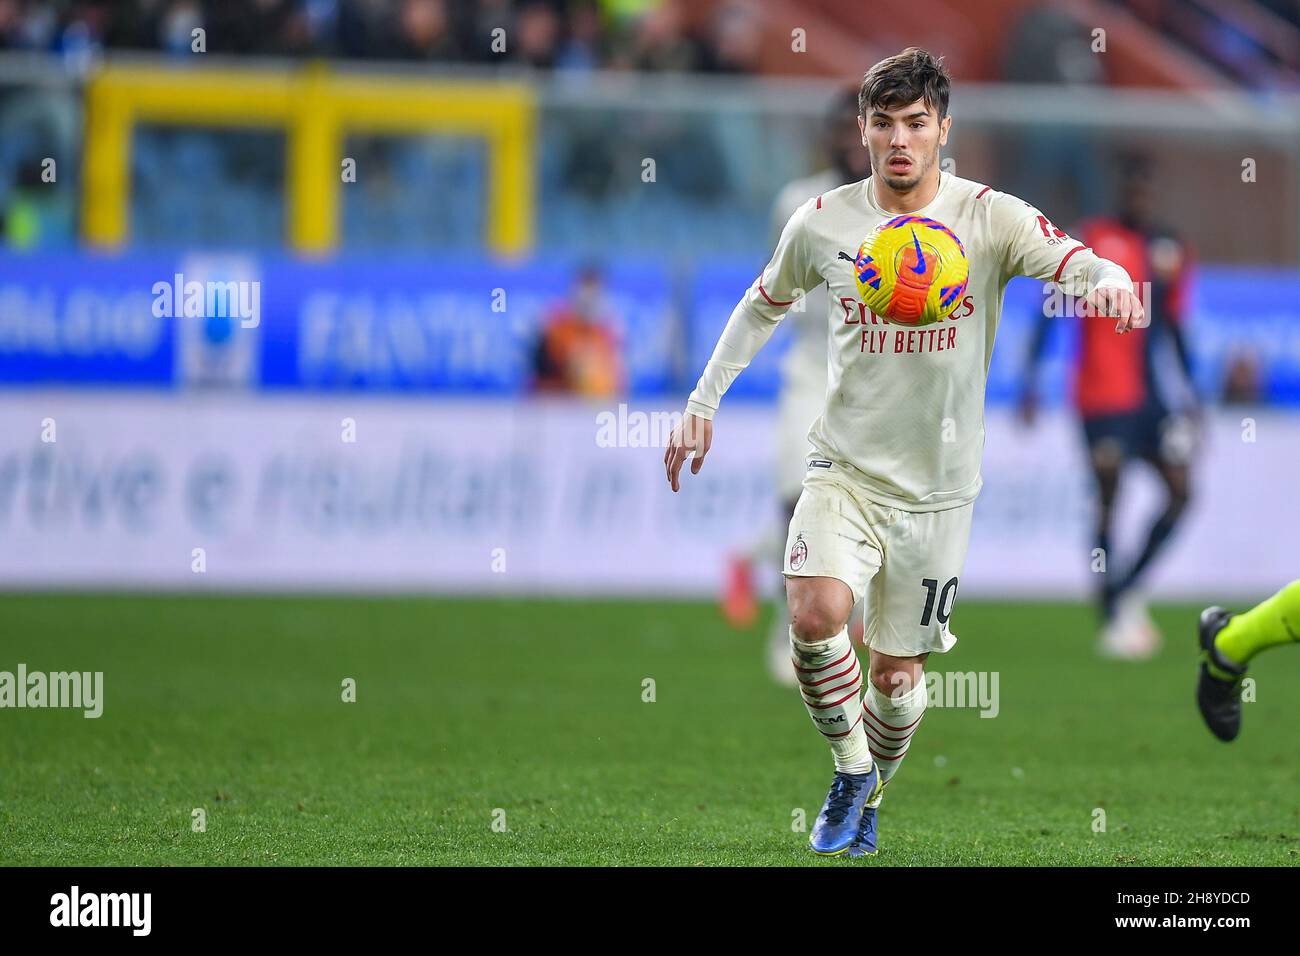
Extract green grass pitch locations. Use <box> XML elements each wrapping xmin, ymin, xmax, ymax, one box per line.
<box><xmin>1</xmin><ymin>594</ymin><xmax>1296</xmax><ymax>866</ymax></box>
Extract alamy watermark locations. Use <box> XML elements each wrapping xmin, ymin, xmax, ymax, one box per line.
<box><xmin>0</xmin><ymin>664</ymin><xmax>103</xmax><ymax>718</ymax></box>
<box><xmin>596</xmin><ymin>404</ymin><xmax>682</xmax><ymax>448</ymax></box>
<box><xmin>152</xmin><ymin>272</ymin><xmax>260</xmax><ymax>328</ymax></box>
<box><xmin>888</xmin><ymin>670</ymin><xmax>1000</xmax><ymax>718</ymax></box>
<box><xmin>50</xmin><ymin>886</ymin><xmax>150</xmax><ymax>936</ymax></box>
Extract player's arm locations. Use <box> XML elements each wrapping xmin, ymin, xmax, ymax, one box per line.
<box><xmin>664</xmin><ymin>199</ymin><xmax>823</xmax><ymax>492</ymax></box>
<box><xmin>994</xmin><ymin>195</ymin><xmax>1146</xmax><ymax>333</ymax></box>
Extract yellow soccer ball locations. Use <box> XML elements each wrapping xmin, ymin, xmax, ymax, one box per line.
<box><xmin>854</xmin><ymin>215</ymin><xmax>969</xmax><ymax>326</ymax></box>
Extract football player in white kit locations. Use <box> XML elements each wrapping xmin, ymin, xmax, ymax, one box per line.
<box><xmin>664</xmin><ymin>48</ymin><xmax>1146</xmax><ymax>857</ymax></box>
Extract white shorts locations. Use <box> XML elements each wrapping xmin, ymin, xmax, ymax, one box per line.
<box><xmin>782</xmin><ymin>468</ymin><xmax>973</xmax><ymax>658</ymax></box>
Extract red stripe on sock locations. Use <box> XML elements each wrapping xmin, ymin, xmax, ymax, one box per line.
<box><xmin>862</xmin><ymin>709</ymin><xmax>919</xmax><ymax>742</ymax></box>
<box><xmin>862</xmin><ymin>705</ymin><xmax>924</xmax><ymax>733</ymax></box>
<box><xmin>793</xmin><ymin>644</ymin><xmax>854</xmax><ymax>674</ymax></box>
<box><xmin>798</xmin><ymin>660</ymin><xmax>860</xmax><ymax>689</ymax></box>
<box><xmin>803</xmin><ymin>687</ymin><xmax>861</xmax><ymax>711</ymax></box>
<box><xmin>820</xmin><ymin>714</ymin><xmax>863</xmax><ymax>739</ymax></box>
<box><xmin>801</xmin><ymin>676</ymin><xmax>862</xmax><ymax>708</ymax></box>
<box><xmin>867</xmin><ymin>747</ymin><xmax>907</xmax><ymax>761</ymax></box>
<box><xmin>864</xmin><ymin>728</ymin><xmax>909</xmax><ymax>753</ymax></box>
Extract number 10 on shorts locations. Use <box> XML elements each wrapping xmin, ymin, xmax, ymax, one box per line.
<box><xmin>920</xmin><ymin>577</ymin><xmax>959</xmax><ymax>626</ymax></box>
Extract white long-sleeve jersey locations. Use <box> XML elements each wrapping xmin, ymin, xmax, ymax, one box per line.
<box><xmin>686</xmin><ymin>172</ymin><xmax>1134</xmax><ymax>512</ymax></box>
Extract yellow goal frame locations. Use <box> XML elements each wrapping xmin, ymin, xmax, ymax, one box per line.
<box><xmin>81</xmin><ymin>63</ymin><xmax>535</xmax><ymax>256</ymax></box>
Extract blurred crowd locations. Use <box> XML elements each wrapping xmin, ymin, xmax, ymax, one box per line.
<box><xmin>0</xmin><ymin>0</ymin><xmax>763</xmax><ymax>72</ymax></box>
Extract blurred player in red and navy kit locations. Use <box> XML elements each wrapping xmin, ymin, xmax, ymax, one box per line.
<box><xmin>1019</xmin><ymin>153</ymin><xmax>1199</xmax><ymax>658</ymax></box>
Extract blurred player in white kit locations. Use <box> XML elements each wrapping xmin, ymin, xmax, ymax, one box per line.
<box><xmin>720</xmin><ymin>88</ymin><xmax>871</xmax><ymax>685</ymax></box>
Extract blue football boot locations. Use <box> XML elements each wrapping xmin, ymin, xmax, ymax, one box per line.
<box><xmin>846</xmin><ymin>785</ymin><xmax>885</xmax><ymax>858</ymax></box>
<box><xmin>809</xmin><ymin>767</ymin><xmax>879</xmax><ymax>855</ymax></box>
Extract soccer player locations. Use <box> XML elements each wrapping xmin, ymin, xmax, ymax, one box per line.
<box><xmin>719</xmin><ymin>87</ymin><xmax>872</xmax><ymax>685</ymax></box>
<box><xmin>1197</xmin><ymin>582</ymin><xmax>1300</xmax><ymax>741</ymax></box>
<box><xmin>1019</xmin><ymin>154</ymin><xmax>1198</xmax><ymax>658</ymax></box>
<box><xmin>663</xmin><ymin>48</ymin><xmax>1145</xmax><ymax>856</ymax></box>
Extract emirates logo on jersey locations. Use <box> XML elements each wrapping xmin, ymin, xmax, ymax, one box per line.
<box><xmin>789</xmin><ymin>535</ymin><xmax>808</xmax><ymax>571</ymax></box>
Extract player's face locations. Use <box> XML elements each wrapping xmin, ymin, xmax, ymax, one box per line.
<box><xmin>859</xmin><ymin>99</ymin><xmax>950</xmax><ymax>193</ymax></box>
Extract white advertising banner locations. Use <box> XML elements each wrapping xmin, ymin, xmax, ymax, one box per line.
<box><xmin>0</xmin><ymin>392</ymin><xmax>1291</xmax><ymax>599</ymax></box>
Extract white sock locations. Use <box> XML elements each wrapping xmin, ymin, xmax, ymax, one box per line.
<box><xmin>863</xmin><ymin>677</ymin><xmax>927</xmax><ymax>806</ymax></box>
<box><xmin>791</xmin><ymin>627</ymin><xmax>873</xmax><ymax>775</ymax></box>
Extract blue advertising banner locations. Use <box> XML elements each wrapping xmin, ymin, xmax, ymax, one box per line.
<box><xmin>0</xmin><ymin>252</ymin><xmax>675</xmax><ymax>395</ymax></box>
<box><xmin>0</xmin><ymin>251</ymin><xmax>176</xmax><ymax>385</ymax></box>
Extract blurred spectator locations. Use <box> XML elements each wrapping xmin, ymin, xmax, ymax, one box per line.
<box><xmin>612</xmin><ymin>1</ymin><xmax>710</xmax><ymax>72</ymax></box>
<box><xmin>159</xmin><ymin>1</ymin><xmax>203</xmax><ymax>56</ymax></box>
<box><xmin>0</xmin><ymin>0</ymin><xmax>55</xmax><ymax>50</ymax></box>
<box><xmin>387</xmin><ymin>0</ymin><xmax>460</xmax><ymax>60</ymax></box>
<box><xmin>555</xmin><ymin>0</ymin><xmax>600</xmax><ymax>71</ymax></box>
<box><xmin>531</xmin><ymin>265</ymin><xmax>625</xmax><ymax>397</ymax></box>
<box><xmin>0</xmin><ymin>1</ymin><xmax>24</xmax><ymax>48</ymax></box>
<box><xmin>2</xmin><ymin>155</ymin><xmax>56</xmax><ymax>248</ymax></box>
<box><xmin>514</xmin><ymin>0</ymin><xmax>560</xmax><ymax>68</ymax></box>
<box><xmin>1222</xmin><ymin>350</ymin><xmax>1263</xmax><ymax>404</ymax></box>
<box><xmin>708</xmin><ymin>0</ymin><xmax>760</xmax><ymax>74</ymax></box>
<box><xmin>202</xmin><ymin>0</ymin><xmax>306</xmax><ymax>56</ymax></box>
<box><xmin>1002</xmin><ymin>0</ymin><xmax>1105</xmax><ymax>86</ymax></box>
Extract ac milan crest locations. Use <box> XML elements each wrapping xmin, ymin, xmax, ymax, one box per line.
<box><xmin>789</xmin><ymin>535</ymin><xmax>808</xmax><ymax>571</ymax></box>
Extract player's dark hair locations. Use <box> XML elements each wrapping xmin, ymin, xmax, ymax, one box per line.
<box><xmin>858</xmin><ymin>48</ymin><xmax>951</xmax><ymax>121</ymax></box>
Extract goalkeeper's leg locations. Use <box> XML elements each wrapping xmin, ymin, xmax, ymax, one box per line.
<box><xmin>1196</xmin><ymin>581</ymin><xmax>1300</xmax><ymax>741</ymax></box>
<box><xmin>1215</xmin><ymin>580</ymin><xmax>1300</xmax><ymax>667</ymax></box>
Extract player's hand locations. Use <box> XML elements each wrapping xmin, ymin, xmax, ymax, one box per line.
<box><xmin>1083</xmin><ymin>286</ymin><xmax>1147</xmax><ymax>334</ymax></box>
<box><xmin>664</xmin><ymin>413</ymin><xmax>712</xmax><ymax>493</ymax></box>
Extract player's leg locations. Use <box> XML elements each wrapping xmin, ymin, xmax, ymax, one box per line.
<box><xmin>1215</xmin><ymin>580</ymin><xmax>1300</xmax><ymax>666</ymax></box>
<box><xmin>1197</xmin><ymin>581</ymin><xmax>1300</xmax><ymax>741</ymax></box>
<box><xmin>767</xmin><ymin>490</ymin><xmax>868</xmax><ymax>685</ymax></box>
<box><xmin>847</xmin><ymin>647</ymin><xmax>928</xmax><ymax>857</ymax></box>
<box><xmin>783</xmin><ymin>473</ymin><xmax>882</xmax><ymax>854</ymax></box>
<box><xmin>1083</xmin><ymin>415</ymin><xmax>1160</xmax><ymax>657</ymax></box>
<box><xmin>1113</xmin><ymin>417</ymin><xmax>1192</xmax><ymax>599</ymax></box>
<box><xmin>765</xmin><ymin>366</ymin><xmax>832</xmax><ymax>683</ymax></box>
<box><xmin>851</xmin><ymin>500</ymin><xmax>972</xmax><ymax>855</ymax></box>
<box><xmin>1082</xmin><ymin>419</ymin><xmax>1124</xmax><ymax>622</ymax></box>
<box><xmin>864</xmin><ymin>649</ymin><xmax>929</xmax><ymax>794</ymax></box>
<box><xmin>787</xmin><ymin>574</ymin><xmax>879</xmax><ymax>854</ymax></box>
